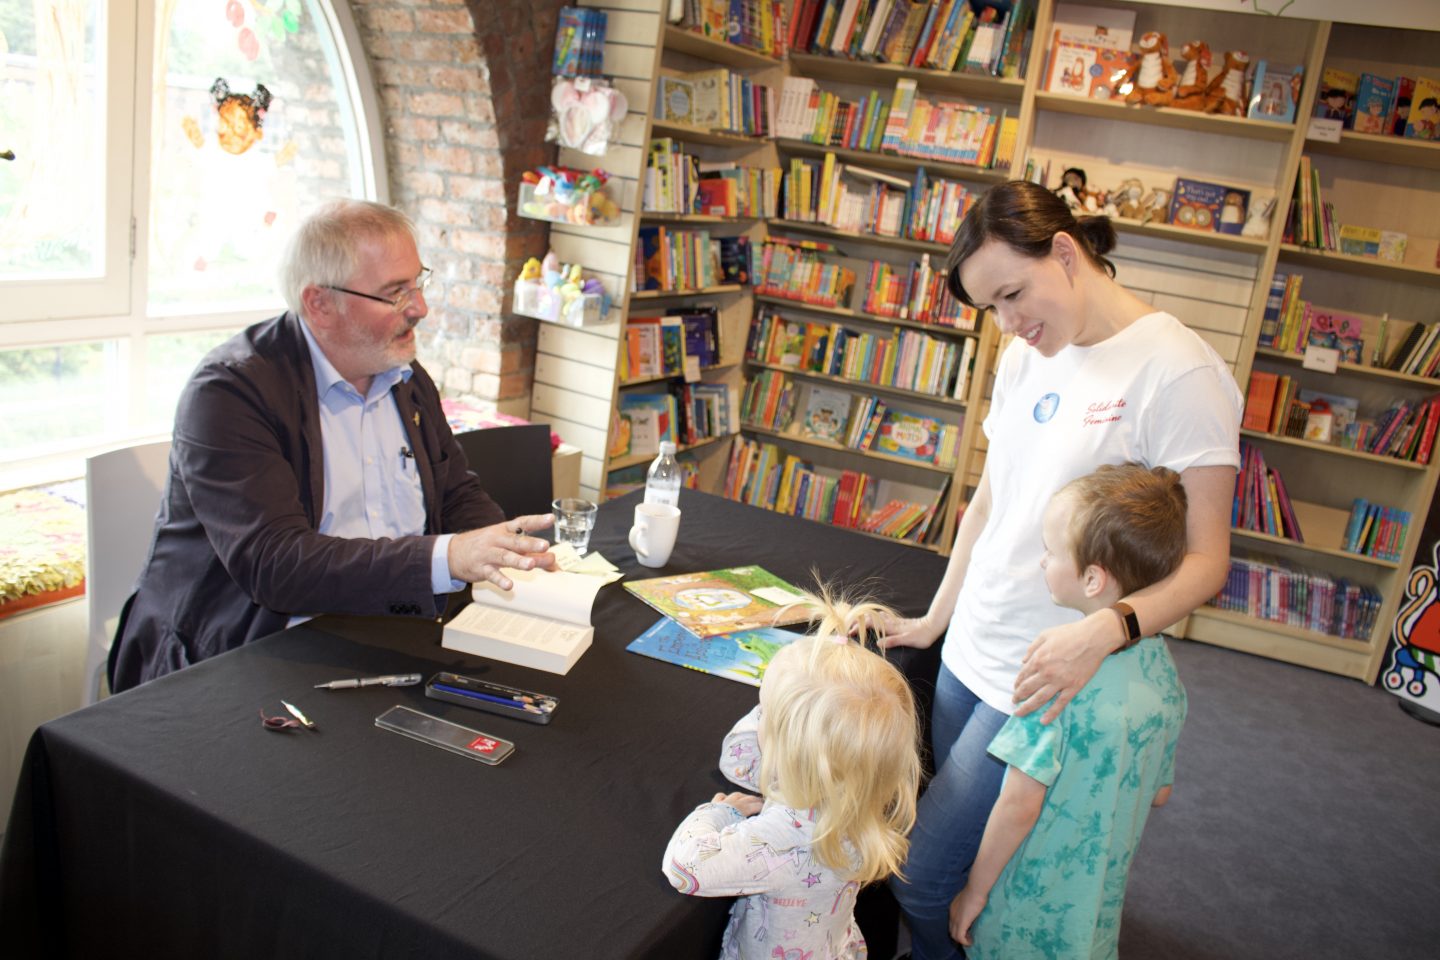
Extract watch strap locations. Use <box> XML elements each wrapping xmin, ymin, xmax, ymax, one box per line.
<box><xmin>1111</xmin><ymin>601</ymin><xmax>1142</xmax><ymax>649</ymax></box>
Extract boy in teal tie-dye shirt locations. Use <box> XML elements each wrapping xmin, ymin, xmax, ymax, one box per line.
<box><xmin>950</xmin><ymin>464</ymin><xmax>1190</xmax><ymax>959</ymax></box>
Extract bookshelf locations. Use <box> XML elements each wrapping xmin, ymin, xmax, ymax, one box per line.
<box><xmin>528</xmin><ymin>1</ymin><xmax>1440</xmax><ymax>678</ymax></box>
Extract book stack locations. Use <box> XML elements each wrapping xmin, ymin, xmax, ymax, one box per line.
<box><xmin>1343</xmin><ymin>499</ymin><xmax>1412</xmax><ymax>562</ymax></box>
<box><xmin>880</xmin><ymin>79</ymin><xmax>1007</xmax><ymax>167</ymax></box>
<box><xmin>635</xmin><ymin>227</ymin><xmax>749</xmax><ymax>292</ymax></box>
<box><xmin>1352</xmin><ymin>396</ymin><xmax>1440</xmax><ymax>463</ymax></box>
<box><xmin>677</xmin><ymin>381</ymin><xmax>735</xmax><ymax>445</ymax></box>
<box><xmin>860</xmin><ymin>254</ymin><xmax>979</xmax><ymax>329</ymax></box>
<box><xmin>788</xmin><ymin>0</ymin><xmax>1034</xmax><ymax>79</ymax></box>
<box><xmin>676</xmin><ymin>0</ymin><xmax>788</xmax><ymax>57</ymax></box>
<box><xmin>1286</xmin><ymin>157</ymin><xmax>1335</xmax><ymax>251</ymax></box>
<box><xmin>616</xmin><ymin>392</ymin><xmax>679</xmax><ymax>458</ymax></box>
<box><xmin>1311</xmin><ymin>63</ymin><xmax>1440</xmax><ymax>140</ymax></box>
<box><xmin>755</xmin><ymin>238</ymin><xmax>858</xmax><ymax>308</ymax></box>
<box><xmin>1209</xmin><ymin>555</ymin><xmax>1383</xmax><ymax>641</ymax></box>
<box><xmin>624</xmin><ymin>310</ymin><xmax>720</xmax><ymax>382</ymax></box>
<box><xmin>905</xmin><ymin>167</ymin><xmax>977</xmax><ymax>244</ymax></box>
<box><xmin>740</xmin><ymin>369</ymin><xmax>799</xmax><ymax>432</ymax></box>
<box><xmin>1382</xmin><ymin>322</ymin><xmax>1440</xmax><ymax>378</ymax></box>
<box><xmin>1233</xmin><ymin>441</ymin><xmax>1303</xmax><ymax>541</ymax></box>
<box><xmin>774</xmin><ymin>76</ymin><xmax>895</xmax><ymax>151</ymax></box>
<box><xmin>643</xmin><ymin>138</ymin><xmax>700</xmax><ymax>215</ymax></box>
<box><xmin>696</xmin><ymin>162</ymin><xmax>782</xmax><ymax>218</ymax></box>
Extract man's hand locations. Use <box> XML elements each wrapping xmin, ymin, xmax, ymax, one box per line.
<box><xmin>448</xmin><ymin>514</ymin><xmax>558</xmax><ymax>590</ymax></box>
<box><xmin>877</xmin><ymin>612</ymin><xmax>946</xmax><ymax>651</ymax></box>
<box><xmin>1012</xmin><ymin>610</ymin><xmax>1117</xmax><ymax>724</ymax></box>
<box><xmin>949</xmin><ymin>884</ymin><xmax>986</xmax><ymax>946</ymax></box>
<box><xmin>712</xmin><ymin>792</ymin><xmax>763</xmax><ymax>816</ymax></box>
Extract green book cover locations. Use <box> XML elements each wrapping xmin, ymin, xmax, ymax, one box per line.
<box><xmin>623</xmin><ymin>566</ymin><xmax>812</xmax><ymax>638</ymax></box>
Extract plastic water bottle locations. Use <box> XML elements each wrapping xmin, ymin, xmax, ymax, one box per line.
<box><xmin>644</xmin><ymin>441</ymin><xmax>681</xmax><ymax>507</ymax></box>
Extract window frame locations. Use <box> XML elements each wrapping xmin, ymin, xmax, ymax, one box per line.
<box><xmin>1</xmin><ymin>0</ymin><xmax>389</xmax><ymax>488</ymax></box>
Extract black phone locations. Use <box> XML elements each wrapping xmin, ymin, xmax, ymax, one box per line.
<box><xmin>424</xmin><ymin>671</ymin><xmax>557</xmax><ymax>725</ymax></box>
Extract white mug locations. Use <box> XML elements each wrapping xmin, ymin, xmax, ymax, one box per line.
<box><xmin>629</xmin><ymin>503</ymin><xmax>681</xmax><ymax>568</ymax></box>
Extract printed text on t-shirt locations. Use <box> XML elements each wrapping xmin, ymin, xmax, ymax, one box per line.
<box><xmin>1084</xmin><ymin>398</ymin><xmax>1127</xmax><ymax>426</ymax></box>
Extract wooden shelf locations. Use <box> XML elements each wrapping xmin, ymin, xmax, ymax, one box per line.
<box><xmin>787</xmin><ymin>52</ymin><xmax>1026</xmax><ymax>103</ymax></box>
<box><xmin>1110</xmin><ymin>216</ymin><xmax>1270</xmax><ymax>254</ymax></box>
<box><xmin>608</xmin><ymin>432</ymin><xmax>733</xmax><ymax>473</ymax></box>
<box><xmin>1303</xmin><ymin>129</ymin><xmax>1440</xmax><ymax>171</ymax></box>
<box><xmin>768</xmin><ymin>219</ymin><xmax>948</xmax><ymax>255</ymax></box>
<box><xmin>748</xmin><ymin>360</ymin><xmax>965</xmax><ymax>408</ymax></box>
<box><xmin>619</xmin><ymin>362</ymin><xmax>734</xmax><ymax>388</ymax></box>
<box><xmin>741</xmin><ymin>422</ymin><xmax>957</xmax><ymax>475</ymax></box>
<box><xmin>1189</xmin><ymin>605</ymin><xmax>1373</xmax><ymax>655</ymax></box>
<box><xmin>639</xmin><ymin>211</ymin><xmax>760</xmax><ymax>225</ymax></box>
<box><xmin>1239</xmin><ymin>428</ymin><xmax>1430</xmax><ymax>471</ymax></box>
<box><xmin>650</xmin><ymin>121</ymin><xmax>766</xmax><ymax>148</ymax></box>
<box><xmin>774</xmin><ymin>138</ymin><xmax>1011</xmax><ymax>185</ymax></box>
<box><xmin>662</xmin><ymin>25</ymin><xmax>781</xmax><ymax>71</ymax></box>
<box><xmin>630</xmin><ymin>284</ymin><xmax>744</xmax><ymax>300</ymax></box>
<box><xmin>754</xmin><ymin>295</ymin><xmax>982</xmax><ymax>339</ymax></box>
<box><xmin>1277</xmin><ymin>244</ymin><xmax>1440</xmax><ymax>289</ymax></box>
<box><xmin>1031</xmin><ymin>91</ymin><xmax>1297</xmax><ymax>142</ymax></box>
<box><xmin>729</xmin><ymin>493</ymin><xmax>947</xmax><ymax>553</ymax></box>
<box><xmin>1231</xmin><ymin>529</ymin><xmax>1401</xmax><ymax>570</ymax></box>
<box><xmin>1254</xmin><ymin>347</ymin><xmax>1440</xmax><ymax>388</ymax></box>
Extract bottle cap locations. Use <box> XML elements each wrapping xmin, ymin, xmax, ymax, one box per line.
<box><xmin>658</xmin><ymin>441</ymin><xmax>676</xmax><ymax>455</ymax></box>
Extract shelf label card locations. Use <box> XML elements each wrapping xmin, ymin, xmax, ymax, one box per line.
<box><xmin>1306</xmin><ymin>117</ymin><xmax>1343</xmax><ymax>143</ymax></box>
<box><xmin>1302</xmin><ymin>344</ymin><xmax>1340</xmax><ymax>373</ymax></box>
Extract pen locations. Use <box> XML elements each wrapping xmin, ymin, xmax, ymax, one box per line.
<box><xmin>432</xmin><ymin>682</ymin><xmax>550</xmax><ymax>714</ymax></box>
<box><xmin>314</xmin><ymin>673</ymin><xmax>423</xmax><ymax>690</ymax></box>
<box><xmin>400</xmin><ymin>446</ymin><xmax>414</xmax><ymax>471</ymax></box>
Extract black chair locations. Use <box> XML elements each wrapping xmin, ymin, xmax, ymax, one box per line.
<box><xmin>454</xmin><ymin>423</ymin><xmax>555</xmax><ymax>519</ymax></box>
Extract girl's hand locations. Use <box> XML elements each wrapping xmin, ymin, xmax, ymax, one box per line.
<box><xmin>949</xmin><ymin>884</ymin><xmax>986</xmax><ymax>946</ymax></box>
<box><xmin>712</xmin><ymin>792</ymin><xmax>762</xmax><ymax>816</ymax></box>
<box><xmin>877</xmin><ymin>613</ymin><xmax>945</xmax><ymax>650</ymax></box>
<box><xmin>1012</xmin><ymin>611</ymin><xmax>1116</xmax><ymax>724</ymax></box>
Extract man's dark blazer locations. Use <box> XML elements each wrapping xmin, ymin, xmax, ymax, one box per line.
<box><xmin>110</xmin><ymin>312</ymin><xmax>504</xmax><ymax>692</ymax></box>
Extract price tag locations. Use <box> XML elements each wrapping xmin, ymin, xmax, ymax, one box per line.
<box><xmin>1302</xmin><ymin>344</ymin><xmax>1340</xmax><ymax>373</ymax></box>
<box><xmin>1306</xmin><ymin>117</ymin><xmax>1342</xmax><ymax>142</ymax></box>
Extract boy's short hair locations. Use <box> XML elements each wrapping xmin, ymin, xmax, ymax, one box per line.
<box><xmin>1058</xmin><ymin>463</ymin><xmax>1188</xmax><ymax>596</ymax></box>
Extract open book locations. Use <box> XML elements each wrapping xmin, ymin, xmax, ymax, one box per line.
<box><xmin>441</xmin><ymin>567</ymin><xmax>608</xmax><ymax>675</ymax></box>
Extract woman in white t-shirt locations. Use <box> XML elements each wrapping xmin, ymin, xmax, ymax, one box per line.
<box><xmin>882</xmin><ymin>180</ymin><xmax>1242</xmax><ymax>960</ymax></box>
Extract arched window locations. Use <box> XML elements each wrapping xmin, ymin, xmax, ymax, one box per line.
<box><xmin>0</xmin><ymin>0</ymin><xmax>384</xmax><ymax>480</ymax></box>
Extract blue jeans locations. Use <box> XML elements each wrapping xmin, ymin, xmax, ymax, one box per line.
<box><xmin>891</xmin><ymin>664</ymin><xmax>1009</xmax><ymax>960</ymax></box>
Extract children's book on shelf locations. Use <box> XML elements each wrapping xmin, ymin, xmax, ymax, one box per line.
<box><xmin>1387</xmin><ymin>77</ymin><xmax>1415</xmax><ymax>137</ymax></box>
<box><xmin>872</xmin><ymin>407</ymin><xmax>942</xmax><ymax>464</ymax></box>
<box><xmin>441</xmin><ymin>568</ymin><xmax>607</xmax><ymax>675</ymax></box>
<box><xmin>1313</xmin><ymin>67</ymin><xmax>1358</xmax><ymax>125</ymax></box>
<box><xmin>655</xmin><ymin>76</ymin><xmax>696</xmax><ymax>125</ymax></box>
<box><xmin>800</xmin><ymin>384</ymin><xmax>852</xmax><ymax>443</ymax></box>
<box><xmin>1168</xmin><ymin>178</ymin><xmax>1229</xmax><ymax>233</ymax></box>
<box><xmin>624</xmin><ymin>566</ymin><xmax>812</xmax><ymax>638</ymax></box>
<box><xmin>1404</xmin><ymin>77</ymin><xmax>1440</xmax><ymax>140</ymax></box>
<box><xmin>1379</xmin><ymin>231</ymin><xmax>1408</xmax><ymax>264</ymax></box>
<box><xmin>1337</xmin><ymin>225</ymin><xmax>1381</xmax><ymax>259</ymax></box>
<box><xmin>1303</xmin><ymin>306</ymin><xmax>1366</xmax><ymax>365</ymax></box>
<box><xmin>626</xmin><ymin>617</ymin><xmax>802</xmax><ymax>686</ymax></box>
<box><xmin>1352</xmin><ymin>74</ymin><xmax>1395</xmax><ymax>134</ymax></box>
<box><xmin>1246</xmin><ymin>60</ymin><xmax>1302</xmax><ymax>123</ymax></box>
<box><xmin>1210</xmin><ymin>554</ymin><xmax>1380</xmax><ymax>641</ymax></box>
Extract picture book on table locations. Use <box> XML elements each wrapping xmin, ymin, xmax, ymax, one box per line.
<box><xmin>624</xmin><ymin>566</ymin><xmax>812</xmax><ymax>638</ymax></box>
<box><xmin>800</xmin><ymin>385</ymin><xmax>852</xmax><ymax>442</ymax></box>
<box><xmin>626</xmin><ymin>617</ymin><xmax>803</xmax><ymax>686</ymax></box>
<box><xmin>872</xmin><ymin>408</ymin><xmax>941</xmax><ymax>464</ymax></box>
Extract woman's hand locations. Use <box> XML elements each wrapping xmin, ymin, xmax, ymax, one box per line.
<box><xmin>447</xmin><ymin>514</ymin><xmax>558</xmax><ymax>590</ymax></box>
<box><xmin>877</xmin><ymin>613</ymin><xmax>946</xmax><ymax>651</ymax></box>
<box><xmin>712</xmin><ymin>792</ymin><xmax>763</xmax><ymax>816</ymax></box>
<box><xmin>1012</xmin><ymin>609</ymin><xmax>1119</xmax><ymax>724</ymax></box>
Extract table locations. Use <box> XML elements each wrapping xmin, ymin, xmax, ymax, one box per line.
<box><xmin>1</xmin><ymin>491</ymin><xmax>945</xmax><ymax>960</ymax></box>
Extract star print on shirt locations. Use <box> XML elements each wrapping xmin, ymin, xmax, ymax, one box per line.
<box><xmin>802</xmin><ymin>872</ymin><xmax>821</xmax><ymax>887</ymax></box>
<box><xmin>730</xmin><ymin>743</ymin><xmax>748</xmax><ymax>759</ymax></box>
<box><xmin>805</xmin><ymin>912</ymin><xmax>821</xmax><ymax>926</ymax></box>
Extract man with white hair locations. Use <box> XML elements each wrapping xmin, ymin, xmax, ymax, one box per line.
<box><xmin>110</xmin><ymin>200</ymin><xmax>554</xmax><ymax>691</ymax></box>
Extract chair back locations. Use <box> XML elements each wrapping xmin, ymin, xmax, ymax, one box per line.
<box><xmin>82</xmin><ymin>439</ymin><xmax>171</xmax><ymax>704</ymax></box>
<box><xmin>453</xmin><ymin>424</ymin><xmax>554</xmax><ymax>519</ymax></box>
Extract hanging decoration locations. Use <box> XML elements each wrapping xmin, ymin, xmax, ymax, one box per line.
<box><xmin>211</xmin><ymin>78</ymin><xmax>272</xmax><ymax>155</ymax></box>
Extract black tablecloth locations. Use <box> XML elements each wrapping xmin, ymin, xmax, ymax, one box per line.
<box><xmin>1</xmin><ymin>491</ymin><xmax>945</xmax><ymax>960</ymax></box>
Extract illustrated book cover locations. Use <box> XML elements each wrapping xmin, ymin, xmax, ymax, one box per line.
<box><xmin>442</xmin><ymin>568</ymin><xmax>609</xmax><ymax>675</ymax></box>
<box><xmin>872</xmin><ymin>407</ymin><xmax>942</xmax><ymax>463</ymax></box>
<box><xmin>626</xmin><ymin>617</ymin><xmax>803</xmax><ymax>686</ymax></box>
<box><xmin>800</xmin><ymin>384</ymin><xmax>852</xmax><ymax>442</ymax></box>
<box><xmin>624</xmin><ymin>565</ymin><xmax>812</xmax><ymax>638</ymax></box>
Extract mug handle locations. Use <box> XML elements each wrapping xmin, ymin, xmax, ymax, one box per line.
<box><xmin>629</xmin><ymin>523</ymin><xmax>648</xmax><ymax>559</ymax></box>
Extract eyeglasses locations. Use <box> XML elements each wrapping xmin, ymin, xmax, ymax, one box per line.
<box><xmin>324</xmin><ymin>266</ymin><xmax>432</xmax><ymax>312</ymax></box>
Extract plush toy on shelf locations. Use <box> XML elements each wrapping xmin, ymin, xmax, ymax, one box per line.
<box><xmin>1206</xmin><ymin>50</ymin><xmax>1251</xmax><ymax>116</ymax></box>
<box><xmin>1140</xmin><ymin>185</ymin><xmax>1172</xmax><ymax>225</ymax></box>
<box><xmin>514</xmin><ymin>250</ymin><xmax>612</xmax><ymax>326</ymax></box>
<box><xmin>1242</xmin><ymin>195</ymin><xmax>1277</xmax><ymax>238</ymax></box>
<box><xmin>1110</xmin><ymin>178</ymin><xmax>1146</xmax><ymax>219</ymax></box>
<box><xmin>1120</xmin><ymin>32</ymin><xmax>1177</xmax><ymax>107</ymax></box>
<box><xmin>1171</xmin><ymin>40</ymin><xmax>1212</xmax><ymax>111</ymax></box>
<box><xmin>520</xmin><ymin>166</ymin><xmax>620</xmax><ymax>226</ymax></box>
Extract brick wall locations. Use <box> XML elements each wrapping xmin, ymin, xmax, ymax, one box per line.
<box><xmin>349</xmin><ymin>0</ymin><xmax>566</xmax><ymax>413</ymax></box>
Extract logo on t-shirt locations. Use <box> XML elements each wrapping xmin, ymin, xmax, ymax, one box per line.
<box><xmin>1033</xmin><ymin>393</ymin><xmax>1060</xmax><ymax>423</ymax></box>
<box><xmin>1083</xmin><ymin>398</ymin><xmax>1127</xmax><ymax>426</ymax></box>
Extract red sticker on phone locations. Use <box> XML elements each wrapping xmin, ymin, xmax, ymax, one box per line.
<box><xmin>467</xmin><ymin>736</ymin><xmax>499</xmax><ymax>754</ymax></box>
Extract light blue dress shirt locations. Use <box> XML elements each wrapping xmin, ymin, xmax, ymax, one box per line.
<box><xmin>288</xmin><ymin>322</ymin><xmax>459</xmax><ymax>625</ymax></box>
